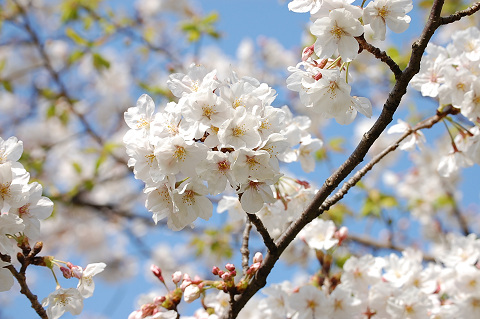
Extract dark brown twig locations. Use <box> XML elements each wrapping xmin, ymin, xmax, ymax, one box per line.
<box><xmin>355</xmin><ymin>34</ymin><xmax>403</xmax><ymax>79</ymax></box>
<box><xmin>440</xmin><ymin>1</ymin><xmax>480</xmax><ymax>25</ymax></box>
<box><xmin>246</xmin><ymin>214</ymin><xmax>277</xmax><ymax>254</ymax></box>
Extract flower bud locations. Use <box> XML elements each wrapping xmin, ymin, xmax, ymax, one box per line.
<box><xmin>225</xmin><ymin>263</ymin><xmax>235</xmax><ymax>271</ymax></box>
<box><xmin>212</xmin><ymin>266</ymin><xmax>220</xmax><ymax>275</ymax></box>
<box><xmin>70</xmin><ymin>265</ymin><xmax>83</xmax><ymax>279</ymax></box>
<box><xmin>60</xmin><ymin>266</ymin><xmax>72</xmax><ymax>279</ymax></box>
<box><xmin>183</xmin><ymin>284</ymin><xmax>201</xmax><ymax>303</ymax></box>
<box><xmin>150</xmin><ymin>264</ymin><xmax>165</xmax><ymax>283</ymax></box>
<box><xmin>253</xmin><ymin>252</ymin><xmax>263</xmax><ymax>264</ymax></box>
<box><xmin>172</xmin><ymin>271</ymin><xmax>182</xmax><ymax>284</ymax></box>
<box><xmin>302</xmin><ymin>44</ymin><xmax>315</xmax><ymax>62</ymax></box>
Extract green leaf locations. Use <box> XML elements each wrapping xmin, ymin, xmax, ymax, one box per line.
<box><xmin>2</xmin><ymin>80</ymin><xmax>13</xmax><ymax>93</ymax></box>
<box><xmin>326</xmin><ymin>203</ymin><xmax>352</xmax><ymax>225</ymax></box>
<box><xmin>46</xmin><ymin>104</ymin><xmax>56</xmax><ymax>119</ymax></box>
<box><xmin>66</xmin><ymin>27</ymin><xmax>89</xmax><ymax>46</ymax></box>
<box><xmin>72</xmin><ymin>162</ymin><xmax>82</xmax><ymax>174</ymax></box>
<box><xmin>68</xmin><ymin>50</ymin><xmax>85</xmax><ymax>65</ymax></box>
<box><xmin>92</xmin><ymin>52</ymin><xmax>110</xmax><ymax>71</ymax></box>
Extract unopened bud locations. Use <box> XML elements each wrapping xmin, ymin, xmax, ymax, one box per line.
<box><xmin>154</xmin><ymin>296</ymin><xmax>166</xmax><ymax>304</ymax></box>
<box><xmin>212</xmin><ymin>266</ymin><xmax>220</xmax><ymax>275</ymax></box>
<box><xmin>221</xmin><ymin>272</ymin><xmax>231</xmax><ymax>281</ymax></box>
<box><xmin>60</xmin><ymin>266</ymin><xmax>72</xmax><ymax>279</ymax></box>
<box><xmin>225</xmin><ymin>263</ymin><xmax>235</xmax><ymax>271</ymax></box>
<box><xmin>172</xmin><ymin>271</ymin><xmax>182</xmax><ymax>284</ymax></box>
<box><xmin>150</xmin><ymin>264</ymin><xmax>165</xmax><ymax>283</ymax></box>
<box><xmin>253</xmin><ymin>252</ymin><xmax>263</xmax><ymax>264</ymax></box>
<box><xmin>32</xmin><ymin>242</ymin><xmax>43</xmax><ymax>255</ymax></box>
<box><xmin>183</xmin><ymin>284</ymin><xmax>201</xmax><ymax>303</ymax></box>
<box><xmin>302</xmin><ymin>44</ymin><xmax>315</xmax><ymax>62</ymax></box>
<box><xmin>71</xmin><ymin>265</ymin><xmax>83</xmax><ymax>279</ymax></box>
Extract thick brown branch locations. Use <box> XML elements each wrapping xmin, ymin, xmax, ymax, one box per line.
<box><xmin>226</xmin><ymin>1</ymin><xmax>447</xmax><ymax>317</ymax></box>
<box><xmin>440</xmin><ymin>1</ymin><xmax>480</xmax><ymax>25</ymax></box>
<box><xmin>356</xmin><ymin>34</ymin><xmax>402</xmax><ymax>79</ymax></box>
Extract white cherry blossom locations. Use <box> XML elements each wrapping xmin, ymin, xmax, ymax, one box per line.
<box><xmin>363</xmin><ymin>0</ymin><xmax>413</xmax><ymax>41</ymax></box>
<box><xmin>310</xmin><ymin>8</ymin><xmax>364</xmax><ymax>61</ymax></box>
<box><xmin>42</xmin><ymin>288</ymin><xmax>84</xmax><ymax>319</ymax></box>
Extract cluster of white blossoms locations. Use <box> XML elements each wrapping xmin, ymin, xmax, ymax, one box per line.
<box><xmin>0</xmin><ymin>136</ymin><xmax>53</xmax><ymax>291</ymax></box>
<box><xmin>124</xmin><ymin>64</ymin><xmax>323</xmax><ymax>230</ymax></box>
<box><xmin>0</xmin><ymin>136</ymin><xmax>106</xmax><ymax>319</ymax></box>
<box><xmin>255</xmin><ymin>239</ymin><xmax>480</xmax><ymax>319</ymax></box>
<box><xmin>286</xmin><ymin>0</ymin><xmax>414</xmax><ymax>123</ymax></box>
<box><xmin>410</xmin><ymin>26</ymin><xmax>480</xmax><ymax>177</ymax></box>
<box><xmin>175</xmin><ymin>222</ymin><xmax>480</xmax><ymax>319</ymax></box>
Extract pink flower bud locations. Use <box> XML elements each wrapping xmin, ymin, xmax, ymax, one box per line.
<box><xmin>218</xmin><ymin>270</ymin><xmax>225</xmax><ymax>277</ymax></box>
<box><xmin>253</xmin><ymin>252</ymin><xmax>263</xmax><ymax>264</ymax></box>
<box><xmin>71</xmin><ymin>265</ymin><xmax>83</xmax><ymax>279</ymax></box>
<box><xmin>172</xmin><ymin>271</ymin><xmax>182</xmax><ymax>284</ymax></box>
<box><xmin>150</xmin><ymin>264</ymin><xmax>165</xmax><ymax>283</ymax></box>
<box><xmin>154</xmin><ymin>296</ymin><xmax>166</xmax><ymax>304</ymax></box>
<box><xmin>212</xmin><ymin>266</ymin><xmax>220</xmax><ymax>275</ymax></box>
<box><xmin>221</xmin><ymin>272</ymin><xmax>230</xmax><ymax>281</ymax></box>
<box><xmin>302</xmin><ymin>44</ymin><xmax>315</xmax><ymax>62</ymax></box>
<box><xmin>230</xmin><ymin>270</ymin><xmax>236</xmax><ymax>277</ymax></box>
<box><xmin>225</xmin><ymin>263</ymin><xmax>235</xmax><ymax>271</ymax></box>
<box><xmin>60</xmin><ymin>266</ymin><xmax>72</xmax><ymax>279</ymax></box>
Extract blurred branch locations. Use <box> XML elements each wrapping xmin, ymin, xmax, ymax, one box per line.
<box><xmin>12</xmin><ymin>0</ymin><xmax>127</xmax><ymax>166</ymax></box>
<box><xmin>227</xmin><ymin>1</ymin><xmax>449</xmax><ymax>317</ymax></box>
<box><xmin>440</xmin><ymin>1</ymin><xmax>480</xmax><ymax>25</ymax></box>
<box><xmin>445</xmin><ymin>190</ymin><xmax>470</xmax><ymax>236</ymax></box>
<box><xmin>347</xmin><ymin>234</ymin><xmax>435</xmax><ymax>262</ymax></box>
<box><xmin>241</xmin><ymin>218</ymin><xmax>252</xmax><ymax>273</ymax></box>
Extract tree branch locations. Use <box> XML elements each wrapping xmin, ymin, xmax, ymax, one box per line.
<box><xmin>347</xmin><ymin>234</ymin><xmax>435</xmax><ymax>262</ymax></box>
<box><xmin>241</xmin><ymin>218</ymin><xmax>252</xmax><ymax>274</ymax></box>
<box><xmin>226</xmin><ymin>1</ymin><xmax>447</xmax><ymax>317</ymax></box>
<box><xmin>320</xmin><ymin>106</ymin><xmax>457</xmax><ymax>212</ymax></box>
<box><xmin>246</xmin><ymin>214</ymin><xmax>277</xmax><ymax>254</ymax></box>
<box><xmin>6</xmin><ymin>265</ymin><xmax>48</xmax><ymax>319</ymax></box>
<box><xmin>440</xmin><ymin>1</ymin><xmax>480</xmax><ymax>25</ymax></box>
<box><xmin>355</xmin><ymin>34</ymin><xmax>402</xmax><ymax>79</ymax></box>
<box><xmin>12</xmin><ymin>0</ymin><xmax>127</xmax><ymax>166</ymax></box>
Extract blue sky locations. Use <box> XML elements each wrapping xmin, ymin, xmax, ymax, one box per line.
<box><xmin>3</xmin><ymin>1</ymin><xmax>480</xmax><ymax>318</ymax></box>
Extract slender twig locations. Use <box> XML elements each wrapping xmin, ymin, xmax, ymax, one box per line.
<box><xmin>440</xmin><ymin>1</ymin><xmax>480</xmax><ymax>25</ymax></box>
<box><xmin>241</xmin><ymin>218</ymin><xmax>252</xmax><ymax>274</ymax></box>
<box><xmin>226</xmin><ymin>1</ymin><xmax>448</xmax><ymax>317</ymax></box>
<box><xmin>320</xmin><ymin>106</ymin><xmax>456</xmax><ymax>212</ymax></box>
<box><xmin>246</xmin><ymin>214</ymin><xmax>277</xmax><ymax>254</ymax></box>
<box><xmin>347</xmin><ymin>234</ymin><xmax>435</xmax><ymax>262</ymax></box>
<box><xmin>355</xmin><ymin>34</ymin><xmax>402</xmax><ymax>79</ymax></box>
<box><xmin>6</xmin><ymin>265</ymin><xmax>48</xmax><ymax>319</ymax></box>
